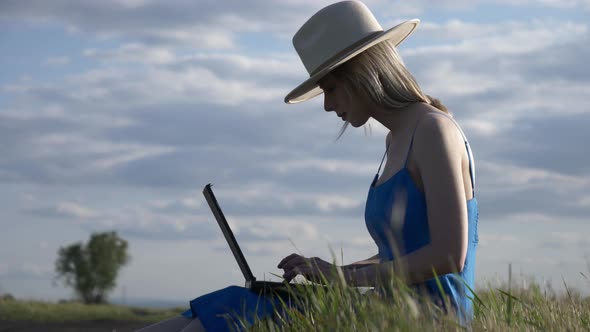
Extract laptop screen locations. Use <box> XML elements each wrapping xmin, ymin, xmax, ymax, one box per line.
<box><xmin>202</xmin><ymin>184</ymin><xmax>257</xmax><ymax>284</ymax></box>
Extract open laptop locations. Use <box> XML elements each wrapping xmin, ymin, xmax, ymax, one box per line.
<box><xmin>203</xmin><ymin>184</ymin><xmax>291</xmax><ymax>294</ymax></box>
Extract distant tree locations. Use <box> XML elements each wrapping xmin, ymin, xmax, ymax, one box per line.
<box><xmin>55</xmin><ymin>231</ymin><xmax>130</xmax><ymax>304</ymax></box>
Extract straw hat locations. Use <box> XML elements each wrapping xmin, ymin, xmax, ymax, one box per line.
<box><xmin>285</xmin><ymin>1</ymin><xmax>419</xmax><ymax>104</ymax></box>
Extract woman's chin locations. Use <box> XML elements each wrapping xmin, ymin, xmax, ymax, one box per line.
<box><xmin>349</xmin><ymin>119</ymin><xmax>368</xmax><ymax>128</ymax></box>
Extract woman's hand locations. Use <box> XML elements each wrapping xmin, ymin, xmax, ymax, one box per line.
<box><xmin>278</xmin><ymin>253</ymin><xmax>334</xmax><ymax>283</ymax></box>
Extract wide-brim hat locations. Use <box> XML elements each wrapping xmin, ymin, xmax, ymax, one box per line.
<box><xmin>285</xmin><ymin>1</ymin><xmax>419</xmax><ymax>104</ymax></box>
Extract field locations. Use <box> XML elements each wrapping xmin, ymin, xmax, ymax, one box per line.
<box><xmin>0</xmin><ymin>297</ymin><xmax>185</xmax><ymax>332</ymax></box>
<box><xmin>1</xmin><ymin>275</ymin><xmax>589</xmax><ymax>331</ymax></box>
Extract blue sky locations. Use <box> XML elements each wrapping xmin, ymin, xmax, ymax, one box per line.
<box><xmin>1</xmin><ymin>0</ymin><xmax>589</xmax><ymax>305</ymax></box>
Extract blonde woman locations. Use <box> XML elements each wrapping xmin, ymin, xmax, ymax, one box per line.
<box><xmin>138</xmin><ymin>1</ymin><xmax>478</xmax><ymax>331</ymax></box>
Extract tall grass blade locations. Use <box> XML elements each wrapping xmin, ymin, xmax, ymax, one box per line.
<box><xmin>506</xmin><ymin>263</ymin><xmax>513</xmax><ymax>326</ymax></box>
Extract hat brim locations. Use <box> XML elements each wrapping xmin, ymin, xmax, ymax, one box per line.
<box><xmin>284</xmin><ymin>19</ymin><xmax>420</xmax><ymax>104</ymax></box>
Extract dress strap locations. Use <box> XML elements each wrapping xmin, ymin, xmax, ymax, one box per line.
<box><xmin>371</xmin><ymin>142</ymin><xmax>390</xmax><ymax>187</ymax></box>
<box><xmin>376</xmin><ymin>142</ymin><xmax>390</xmax><ymax>177</ymax></box>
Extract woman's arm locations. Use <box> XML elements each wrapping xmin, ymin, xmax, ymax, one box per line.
<box><xmin>341</xmin><ymin>254</ymin><xmax>380</xmax><ymax>271</ymax></box>
<box><xmin>345</xmin><ymin>113</ymin><xmax>469</xmax><ymax>287</ymax></box>
<box><xmin>279</xmin><ymin>254</ymin><xmax>380</xmax><ymax>283</ymax></box>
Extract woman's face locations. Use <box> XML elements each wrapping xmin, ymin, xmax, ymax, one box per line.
<box><xmin>319</xmin><ymin>74</ymin><xmax>372</xmax><ymax>127</ymax></box>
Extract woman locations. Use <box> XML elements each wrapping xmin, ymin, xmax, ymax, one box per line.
<box><xmin>139</xmin><ymin>1</ymin><xmax>478</xmax><ymax>331</ymax></box>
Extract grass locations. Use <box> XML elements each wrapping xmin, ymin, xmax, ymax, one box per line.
<box><xmin>3</xmin><ymin>284</ymin><xmax>589</xmax><ymax>331</ymax></box>
<box><xmin>1</xmin><ymin>267</ymin><xmax>588</xmax><ymax>331</ymax></box>
<box><xmin>474</xmin><ymin>282</ymin><xmax>590</xmax><ymax>331</ymax></box>
<box><xmin>0</xmin><ymin>296</ymin><xmax>185</xmax><ymax>323</ymax></box>
<box><xmin>236</xmin><ymin>265</ymin><xmax>590</xmax><ymax>331</ymax></box>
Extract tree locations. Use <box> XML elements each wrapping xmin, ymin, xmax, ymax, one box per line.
<box><xmin>55</xmin><ymin>231</ymin><xmax>130</xmax><ymax>304</ymax></box>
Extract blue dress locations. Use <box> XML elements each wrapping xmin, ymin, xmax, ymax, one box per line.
<box><xmin>184</xmin><ymin>114</ymin><xmax>479</xmax><ymax>330</ymax></box>
<box><xmin>365</xmin><ymin>113</ymin><xmax>479</xmax><ymax>323</ymax></box>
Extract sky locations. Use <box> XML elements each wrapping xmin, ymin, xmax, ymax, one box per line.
<box><xmin>1</xmin><ymin>0</ymin><xmax>589</xmax><ymax>306</ymax></box>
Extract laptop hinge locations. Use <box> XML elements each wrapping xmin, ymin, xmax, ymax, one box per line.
<box><xmin>245</xmin><ymin>279</ymin><xmax>256</xmax><ymax>288</ymax></box>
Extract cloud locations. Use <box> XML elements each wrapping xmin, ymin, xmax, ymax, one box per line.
<box><xmin>44</xmin><ymin>56</ymin><xmax>70</xmax><ymax>66</ymax></box>
<box><xmin>23</xmin><ymin>203</ymin><xmax>95</xmax><ymax>220</ymax></box>
<box><xmin>1</xmin><ymin>41</ymin><xmax>376</xmax><ymax>191</ymax></box>
<box><xmin>0</xmin><ymin>0</ymin><xmax>338</xmax><ymax>48</ymax></box>
<box><xmin>201</xmin><ymin>181</ymin><xmax>366</xmax><ymax>218</ymax></box>
<box><xmin>392</xmin><ymin>18</ymin><xmax>590</xmax><ymax>228</ymax></box>
<box><xmin>2</xmin><ymin>0</ymin><xmax>589</xmax><ymax>55</ymax></box>
<box><xmin>81</xmin><ymin>207</ymin><xmax>219</xmax><ymax>242</ymax></box>
<box><xmin>0</xmin><ymin>262</ymin><xmax>52</xmax><ymax>280</ymax></box>
<box><xmin>386</xmin><ymin>0</ymin><xmax>590</xmax><ymax>15</ymax></box>
<box><xmin>149</xmin><ymin>195</ymin><xmax>202</xmax><ymax>214</ymax></box>
<box><xmin>6</xmin><ymin>18</ymin><xmax>589</xmax><ymax>224</ymax></box>
<box><xmin>342</xmin><ymin>236</ymin><xmax>377</xmax><ymax>251</ymax></box>
<box><xmin>273</xmin><ymin>159</ymin><xmax>376</xmax><ymax>176</ymax></box>
<box><xmin>476</xmin><ymin>161</ymin><xmax>590</xmax><ymax>220</ymax></box>
<box><xmin>56</xmin><ymin>202</ymin><xmax>99</xmax><ymax>219</ymax></box>
<box><xmin>3</xmin><ymin>14</ymin><xmax>588</xmax><ymax>235</ymax></box>
<box><xmin>478</xmin><ymin>233</ymin><xmax>518</xmax><ymax>248</ymax></box>
<box><xmin>241</xmin><ymin>241</ymin><xmax>294</xmax><ymax>257</ymax></box>
<box><xmin>538</xmin><ymin>232</ymin><xmax>590</xmax><ymax>250</ymax></box>
<box><xmin>60</xmin><ymin>62</ymin><xmax>291</xmax><ymax>107</ymax></box>
<box><xmin>83</xmin><ymin>44</ymin><xmax>175</xmax><ymax>65</ymax></box>
<box><xmin>505</xmin><ymin>0</ymin><xmax>590</xmax><ymax>10</ymax></box>
<box><xmin>478</xmin><ymin>161</ymin><xmax>586</xmax><ymax>191</ymax></box>
<box><xmin>418</xmin><ymin>18</ymin><xmax>588</xmax><ymax>48</ymax></box>
<box><xmin>403</xmin><ymin>18</ymin><xmax>589</xmax><ymax>101</ymax></box>
<box><xmin>0</xmin><ymin>118</ymin><xmax>177</xmax><ymax>185</ymax></box>
<box><xmin>232</xmin><ymin>217</ymin><xmax>319</xmax><ymax>242</ymax></box>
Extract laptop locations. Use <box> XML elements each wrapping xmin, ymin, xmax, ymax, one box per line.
<box><xmin>203</xmin><ymin>183</ymin><xmax>291</xmax><ymax>294</ymax></box>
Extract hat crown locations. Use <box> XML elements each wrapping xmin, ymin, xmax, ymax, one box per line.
<box><xmin>293</xmin><ymin>1</ymin><xmax>383</xmax><ymax>76</ymax></box>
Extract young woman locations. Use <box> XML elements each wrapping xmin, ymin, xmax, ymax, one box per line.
<box><xmin>139</xmin><ymin>1</ymin><xmax>478</xmax><ymax>331</ymax></box>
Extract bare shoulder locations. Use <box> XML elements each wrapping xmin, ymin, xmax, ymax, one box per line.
<box><xmin>418</xmin><ymin>110</ymin><xmax>461</xmax><ymax>139</ymax></box>
<box><xmin>410</xmin><ymin>107</ymin><xmax>474</xmax><ymax>200</ymax></box>
<box><xmin>413</xmin><ymin>110</ymin><xmax>465</xmax><ymax>162</ymax></box>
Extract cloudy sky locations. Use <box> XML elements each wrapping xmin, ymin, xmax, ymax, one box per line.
<box><xmin>1</xmin><ymin>0</ymin><xmax>589</xmax><ymax>305</ymax></box>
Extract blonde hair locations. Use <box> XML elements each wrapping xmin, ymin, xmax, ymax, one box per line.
<box><xmin>329</xmin><ymin>39</ymin><xmax>448</xmax><ymax>137</ymax></box>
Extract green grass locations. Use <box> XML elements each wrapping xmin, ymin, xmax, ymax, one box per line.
<box><xmin>473</xmin><ymin>282</ymin><xmax>590</xmax><ymax>331</ymax></box>
<box><xmin>3</xmin><ymin>284</ymin><xmax>589</xmax><ymax>331</ymax></box>
<box><xmin>0</xmin><ymin>297</ymin><xmax>185</xmax><ymax>323</ymax></box>
<box><xmin>1</xmin><ymin>269</ymin><xmax>588</xmax><ymax>331</ymax></box>
<box><xmin>237</xmin><ymin>267</ymin><xmax>590</xmax><ymax>331</ymax></box>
